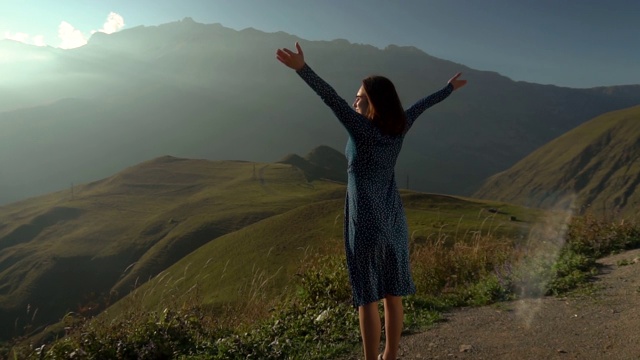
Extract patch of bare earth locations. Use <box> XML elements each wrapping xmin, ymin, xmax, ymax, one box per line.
<box><xmin>395</xmin><ymin>248</ymin><xmax>640</xmax><ymax>359</ymax></box>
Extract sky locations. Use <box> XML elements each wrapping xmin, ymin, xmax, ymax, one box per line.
<box><xmin>1</xmin><ymin>0</ymin><xmax>639</xmax><ymax>88</ymax></box>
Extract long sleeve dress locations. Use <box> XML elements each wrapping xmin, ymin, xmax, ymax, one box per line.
<box><xmin>296</xmin><ymin>64</ymin><xmax>453</xmax><ymax>307</ymax></box>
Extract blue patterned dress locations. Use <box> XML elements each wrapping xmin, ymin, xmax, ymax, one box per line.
<box><xmin>297</xmin><ymin>64</ymin><xmax>453</xmax><ymax>307</ymax></box>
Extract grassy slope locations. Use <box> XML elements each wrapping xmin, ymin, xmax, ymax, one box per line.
<box><xmin>0</xmin><ymin>156</ymin><xmax>345</xmax><ymax>340</ymax></box>
<box><xmin>103</xmin><ymin>191</ymin><xmax>544</xmax><ymax>321</ymax></box>
<box><xmin>1</xmin><ymin>155</ymin><xmax>544</xmax><ymax>342</ymax></box>
<box><xmin>110</xmin><ymin>199</ymin><xmax>346</xmax><ymax>313</ymax></box>
<box><xmin>475</xmin><ymin>105</ymin><xmax>640</xmax><ymax>217</ymax></box>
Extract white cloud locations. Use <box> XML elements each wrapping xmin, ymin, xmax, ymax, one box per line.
<box><xmin>32</xmin><ymin>35</ymin><xmax>46</xmax><ymax>47</ymax></box>
<box><xmin>4</xmin><ymin>31</ymin><xmax>29</xmax><ymax>43</ymax></box>
<box><xmin>4</xmin><ymin>12</ymin><xmax>125</xmax><ymax>50</ymax></box>
<box><xmin>58</xmin><ymin>21</ymin><xmax>88</xmax><ymax>49</ymax></box>
<box><xmin>98</xmin><ymin>12</ymin><xmax>125</xmax><ymax>34</ymax></box>
<box><xmin>3</xmin><ymin>31</ymin><xmax>47</xmax><ymax>47</ymax></box>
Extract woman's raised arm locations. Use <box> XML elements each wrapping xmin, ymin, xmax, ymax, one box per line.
<box><xmin>275</xmin><ymin>42</ymin><xmax>371</xmax><ymax>138</ymax></box>
<box><xmin>405</xmin><ymin>73</ymin><xmax>467</xmax><ymax>130</ymax></box>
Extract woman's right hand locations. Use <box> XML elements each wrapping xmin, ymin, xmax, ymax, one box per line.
<box><xmin>276</xmin><ymin>42</ymin><xmax>305</xmax><ymax>71</ymax></box>
<box><xmin>448</xmin><ymin>73</ymin><xmax>468</xmax><ymax>90</ymax></box>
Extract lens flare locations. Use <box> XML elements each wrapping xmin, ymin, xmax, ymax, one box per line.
<box><xmin>513</xmin><ymin>194</ymin><xmax>577</xmax><ymax>328</ymax></box>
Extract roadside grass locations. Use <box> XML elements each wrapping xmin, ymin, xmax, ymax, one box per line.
<box><xmin>5</xmin><ymin>211</ymin><xmax>639</xmax><ymax>359</ymax></box>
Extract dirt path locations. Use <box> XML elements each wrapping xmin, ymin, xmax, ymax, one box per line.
<box><xmin>397</xmin><ymin>248</ymin><xmax>640</xmax><ymax>359</ymax></box>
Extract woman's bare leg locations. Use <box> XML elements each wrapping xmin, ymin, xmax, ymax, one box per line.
<box><xmin>382</xmin><ymin>295</ymin><xmax>403</xmax><ymax>360</ymax></box>
<box><xmin>358</xmin><ymin>301</ymin><xmax>381</xmax><ymax>360</ymax></box>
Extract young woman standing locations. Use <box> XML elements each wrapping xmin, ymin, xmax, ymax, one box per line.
<box><xmin>276</xmin><ymin>42</ymin><xmax>467</xmax><ymax>360</ymax></box>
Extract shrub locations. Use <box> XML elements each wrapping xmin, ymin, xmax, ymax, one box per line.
<box><xmin>567</xmin><ymin>214</ymin><xmax>640</xmax><ymax>257</ymax></box>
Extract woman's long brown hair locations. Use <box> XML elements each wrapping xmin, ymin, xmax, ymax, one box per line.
<box><xmin>362</xmin><ymin>76</ymin><xmax>407</xmax><ymax>136</ymax></box>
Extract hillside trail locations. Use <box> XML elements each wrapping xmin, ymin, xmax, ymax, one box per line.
<box><xmin>342</xmin><ymin>248</ymin><xmax>640</xmax><ymax>360</ymax></box>
<box><xmin>393</xmin><ymin>248</ymin><xmax>640</xmax><ymax>360</ymax></box>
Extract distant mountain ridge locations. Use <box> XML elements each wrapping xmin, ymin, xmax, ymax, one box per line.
<box><xmin>278</xmin><ymin>145</ymin><xmax>347</xmax><ymax>183</ymax></box>
<box><xmin>474</xmin><ymin>105</ymin><xmax>640</xmax><ymax>217</ymax></box>
<box><xmin>1</xmin><ymin>18</ymin><xmax>639</xmax><ymax>205</ymax></box>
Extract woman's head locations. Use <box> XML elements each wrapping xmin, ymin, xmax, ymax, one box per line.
<box><xmin>353</xmin><ymin>76</ymin><xmax>406</xmax><ymax>136</ymax></box>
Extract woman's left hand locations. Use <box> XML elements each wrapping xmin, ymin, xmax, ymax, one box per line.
<box><xmin>448</xmin><ymin>73</ymin><xmax>468</xmax><ymax>90</ymax></box>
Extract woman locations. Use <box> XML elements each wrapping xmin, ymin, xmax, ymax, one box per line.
<box><xmin>276</xmin><ymin>42</ymin><xmax>467</xmax><ymax>360</ymax></box>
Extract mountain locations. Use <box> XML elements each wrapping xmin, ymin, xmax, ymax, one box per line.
<box><xmin>0</xmin><ymin>152</ymin><xmax>542</xmax><ymax>341</ymax></box>
<box><xmin>474</xmin><ymin>105</ymin><xmax>640</xmax><ymax>217</ymax></box>
<box><xmin>278</xmin><ymin>145</ymin><xmax>347</xmax><ymax>182</ymax></box>
<box><xmin>1</xmin><ymin>18</ymin><xmax>640</xmax><ymax>205</ymax></box>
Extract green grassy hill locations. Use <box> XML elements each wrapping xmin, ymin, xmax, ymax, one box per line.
<box><xmin>0</xmin><ymin>156</ymin><xmax>345</xmax><ymax>340</ymax></box>
<box><xmin>1</xmin><ymin>154</ymin><xmax>544</xmax><ymax>342</ymax></box>
<box><xmin>474</xmin><ymin>105</ymin><xmax>640</xmax><ymax>217</ymax></box>
<box><xmin>104</xmin><ymin>191</ymin><xmax>540</xmax><ymax>316</ymax></box>
<box><xmin>108</xmin><ymin>199</ymin><xmax>346</xmax><ymax>313</ymax></box>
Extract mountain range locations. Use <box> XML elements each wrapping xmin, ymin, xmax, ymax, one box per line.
<box><xmin>2</xmin><ymin>17</ymin><xmax>639</xmax><ymax>205</ymax></box>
